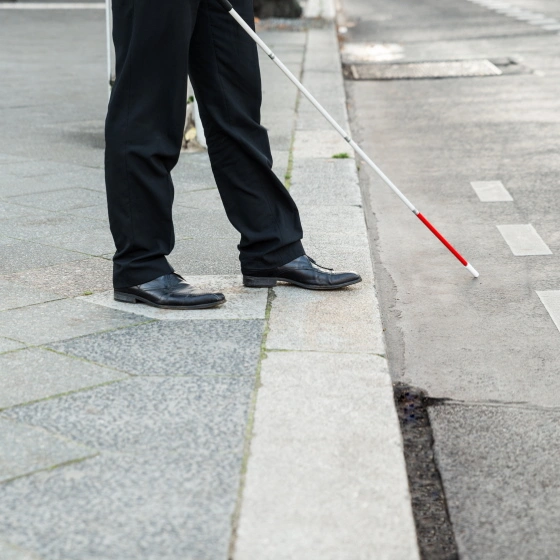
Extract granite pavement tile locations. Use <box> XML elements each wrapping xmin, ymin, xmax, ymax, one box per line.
<box><xmin>0</xmin><ymin>376</ymin><xmax>255</xmax><ymax>560</ymax></box>
<box><xmin>430</xmin><ymin>405</ymin><xmax>560</xmax><ymax>560</ymax></box>
<box><xmin>0</xmin><ymin>240</ymin><xmax>90</xmax><ymax>275</ymax></box>
<box><xmin>0</xmin><ymin>279</ymin><xmax>62</xmax><ymax>312</ymax></box>
<box><xmin>0</xmin><ymin>540</ymin><xmax>43</xmax><ymax>560</ymax></box>
<box><xmin>0</xmin><ymin>348</ymin><xmax>127</xmax><ymax>409</ymax></box>
<box><xmin>298</xmin><ymin>205</ymin><xmax>367</xmax><ymax>236</ymax></box>
<box><xmin>7</xmin><ymin>188</ymin><xmax>105</xmax><ymax>212</ymax></box>
<box><xmin>0</xmin><ymin>168</ymin><xmax>106</xmax><ymax>198</ymax></box>
<box><xmin>0</xmin><ymin>212</ymin><xmax>100</xmax><ymax>242</ymax></box>
<box><xmin>267</xmin><ymin>284</ymin><xmax>384</xmax><ymax>354</ymax></box>
<box><xmin>0</xmin><ymin>202</ymin><xmax>48</xmax><ymax>221</ymax></box>
<box><xmin>0</xmin><ymin>257</ymin><xmax>113</xmax><ymax>298</ymax></box>
<box><xmin>293</xmin><ymin>130</ymin><xmax>352</xmax><ymax>160</ymax></box>
<box><xmin>174</xmin><ymin>187</ymin><xmax>222</xmax><ymax>209</ymax></box>
<box><xmin>0</xmin><ymin>417</ymin><xmax>95</xmax><ymax>483</ymax></box>
<box><xmin>171</xmin><ymin>152</ymin><xmax>216</xmax><ymax>190</ymax></box>
<box><xmin>39</xmin><ymin>227</ymin><xmax>115</xmax><ymax>256</ymax></box>
<box><xmin>169</xmin><ymin>237</ymin><xmax>241</xmax><ymax>275</ymax></box>
<box><xmin>6</xmin><ymin>376</ymin><xmax>254</xmax><ymax>457</ymax></box>
<box><xmin>173</xmin><ymin>207</ymin><xmax>237</xmax><ymax>240</ymax></box>
<box><xmin>64</xmin><ymin>203</ymin><xmax>109</xmax><ymax>225</ymax></box>
<box><xmin>78</xmin><ymin>276</ymin><xmax>267</xmax><ymax>320</ymax></box>
<box><xmin>0</xmin><ymin>299</ymin><xmax>146</xmax><ymax>345</ymax></box>
<box><xmin>0</xmin><ymin>452</ymin><xmax>243</xmax><ymax>560</ymax></box>
<box><xmin>290</xmin><ymin>158</ymin><xmax>361</xmax><ymax>206</ymax></box>
<box><xmin>0</xmin><ymin>337</ymin><xmax>26</xmax><ymax>355</ymax></box>
<box><xmin>49</xmin><ymin>319</ymin><xmax>265</xmax><ymax>377</ymax></box>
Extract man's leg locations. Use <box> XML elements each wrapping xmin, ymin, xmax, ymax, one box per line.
<box><xmin>188</xmin><ymin>0</ymin><xmax>305</xmax><ymax>273</ymax></box>
<box><xmin>105</xmin><ymin>0</ymin><xmax>199</xmax><ymax>288</ymax></box>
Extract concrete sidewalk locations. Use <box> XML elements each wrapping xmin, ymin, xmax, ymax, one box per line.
<box><xmin>0</xmin><ymin>4</ymin><xmax>417</xmax><ymax>559</ymax></box>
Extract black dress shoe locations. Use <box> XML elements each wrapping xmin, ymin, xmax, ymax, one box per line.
<box><xmin>243</xmin><ymin>255</ymin><xmax>362</xmax><ymax>290</ymax></box>
<box><xmin>114</xmin><ymin>273</ymin><xmax>225</xmax><ymax>309</ymax></box>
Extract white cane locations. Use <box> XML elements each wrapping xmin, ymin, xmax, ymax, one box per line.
<box><xmin>216</xmin><ymin>0</ymin><xmax>479</xmax><ymax>278</ymax></box>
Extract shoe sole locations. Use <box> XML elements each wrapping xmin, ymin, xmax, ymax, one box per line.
<box><xmin>114</xmin><ymin>292</ymin><xmax>226</xmax><ymax>310</ymax></box>
<box><xmin>242</xmin><ymin>276</ymin><xmax>362</xmax><ymax>290</ymax></box>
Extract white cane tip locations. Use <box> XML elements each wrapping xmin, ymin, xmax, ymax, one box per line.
<box><xmin>465</xmin><ymin>263</ymin><xmax>479</xmax><ymax>278</ymax></box>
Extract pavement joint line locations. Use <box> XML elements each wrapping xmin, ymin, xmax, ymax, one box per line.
<box><xmin>0</xmin><ymin>374</ymin><xmax>131</xmax><ymax>414</ymax></box>
<box><xmin>228</xmin><ymin>287</ymin><xmax>275</xmax><ymax>559</ymax></box>
<box><xmin>426</xmin><ymin>398</ymin><xmax>560</xmax><ymax>412</ymax></box>
<box><xmin>0</xmin><ymin>454</ymin><xmax>99</xmax><ymax>486</ymax></box>
<box><xmin>0</xmin><ymin>296</ymin><xmax>68</xmax><ymax>314</ymax></box>
<box><xmin>496</xmin><ymin>224</ymin><xmax>552</xmax><ymax>256</ymax></box>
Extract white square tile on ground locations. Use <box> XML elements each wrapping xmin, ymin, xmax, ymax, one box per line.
<box><xmin>77</xmin><ymin>276</ymin><xmax>268</xmax><ymax>320</ymax></box>
<box><xmin>471</xmin><ymin>181</ymin><xmax>513</xmax><ymax>202</ymax></box>
<box><xmin>497</xmin><ymin>224</ymin><xmax>552</xmax><ymax>256</ymax></box>
<box><xmin>537</xmin><ymin>291</ymin><xmax>560</xmax><ymax>333</ymax></box>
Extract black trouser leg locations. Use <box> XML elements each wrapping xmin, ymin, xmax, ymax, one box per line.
<box><xmin>106</xmin><ymin>0</ymin><xmax>199</xmax><ymax>288</ymax></box>
<box><xmin>105</xmin><ymin>0</ymin><xmax>304</xmax><ymax>288</ymax></box>
<box><xmin>189</xmin><ymin>0</ymin><xmax>304</xmax><ymax>272</ymax></box>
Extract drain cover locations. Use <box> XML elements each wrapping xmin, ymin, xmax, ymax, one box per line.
<box><xmin>347</xmin><ymin>59</ymin><xmax>503</xmax><ymax>80</ymax></box>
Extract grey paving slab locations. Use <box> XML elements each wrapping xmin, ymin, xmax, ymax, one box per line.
<box><xmin>49</xmin><ymin>319</ymin><xmax>265</xmax><ymax>377</ymax></box>
<box><xmin>300</xmin><ymin>234</ymin><xmax>374</xmax><ymax>280</ymax></box>
<box><xmin>171</xmin><ymin>151</ymin><xmax>216</xmax><ymax>190</ymax></box>
<box><xmin>64</xmin><ymin>203</ymin><xmax>109</xmax><ymax>225</ymax></box>
<box><xmin>174</xmin><ymin>187</ymin><xmax>222</xmax><ymax>209</ymax></box>
<box><xmin>290</xmin><ymin>158</ymin><xmax>362</xmax><ymax>205</ymax></box>
<box><xmin>298</xmin><ymin>204</ymin><xmax>367</xmax><ymax>236</ymax></box>
<box><xmin>0</xmin><ymin>348</ymin><xmax>127</xmax><ymax>410</ymax></box>
<box><xmin>266</xmin><ymin>283</ymin><xmax>384</xmax><ymax>354</ymax></box>
<box><xmin>430</xmin><ymin>404</ymin><xmax>560</xmax><ymax>560</ymax></box>
<box><xmin>0</xmin><ymin>167</ymin><xmax>106</xmax><ymax>198</ymax></box>
<box><xmin>0</xmin><ymin>337</ymin><xmax>26</xmax><ymax>355</ymax></box>
<box><xmin>7</xmin><ymin>376</ymin><xmax>254</xmax><ymax>457</ymax></box>
<box><xmin>40</xmin><ymin>227</ymin><xmax>115</xmax><ymax>256</ymax></box>
<box><xmin>0</xmin><ymin>202</ymin><xmax>48</xmax><ymax>221</ymax></box>
<box><xmin>0</xmin><ymin>452</ymin><xmax>241</xmax><ymax>560</ymax></box>
<box><xmin>1</xmin><ymin>257</ymin><xmax>113</xmax><ymax>298</ymax></box>
<box><xmin>0</xmin><ymin>376</ymin><xmax>255</xmax><ymax>560</ymax></box>
<box><xmin>8</xmin><ymin>188</ymin><xmax>105</xmax><ymax>212</ymax></box>
<box><xmin>172</xmin><ymin>207</ymin><xmax>237</xmax><ymax>240</ymax></box>
<box><xmin>0</xmin><ymin>417</ymin><xmax>95</xmax><ymax>483</ymax></box>
<box><xmin>293</xmin><ymin>130</ymin><xmax>351</xmax><ymax>160</ymax></box>
<box><xmin>0</xmin><ymin>279</ymin><xmax>61</xmax><ymax>312</ymax></box>
<box><xmin>0</xmin><ymin>240</ymin><xmax>90</xmax><ymax>275</ymax></box>
<box><xmin>0</xmin><ymin>299</ymin><xmax>145</xmax><ymax>345</ymax></box>
<box><xmin>0</xmin><ymin>211</ymin><xmax>100</xmax><ymax>242</ymax></box>
<box><xmin>236</xmin><ymin>351</ymin><xmax>418</xmax><ymax>560</ymax></box>
<box><xmin>0</xmin><ymin>540</ymin><xmax>43</xmax><ymax>560</ymax></box>
<box><xmin>78</xmin><ymin>276</ymin><xmax>267</xmax><ymax>320</ymax></box>
<box><xmin>169</xmin><ymin>237</ymin><xmax>241</xmax><ymax>275</ymax></box>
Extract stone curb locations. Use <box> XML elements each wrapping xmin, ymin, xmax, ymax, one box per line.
<box><xmin>233</xmin><ymin>14</ymin><xmax>420</xmax><ymax>560</ymax></box>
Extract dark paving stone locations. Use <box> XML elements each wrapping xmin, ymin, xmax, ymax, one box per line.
<box><xmin>430</xmin><ymin>404</ymin><xmax>560</xmax><ymax>560</ymax></box>
<box><xmin>49</xmin><ymin>319</ymin><xmax>265</xmax><ymax>377</ymax></box>
<box><xmin>0</xmin><ymin>376</ymin><xmax>254</xmax><ymax>560</ymax></box>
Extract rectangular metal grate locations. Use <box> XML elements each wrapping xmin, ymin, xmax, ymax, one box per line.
<box><xmin>348</xmin><ymin>59</ymin><xmax>503</xmax><ymax>80</ymax></box>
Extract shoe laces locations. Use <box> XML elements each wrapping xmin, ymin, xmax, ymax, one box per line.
<box><xmin>307</xmin><ymin>256</ymin><xmax>333</xmax><ymax>271</ymax></box>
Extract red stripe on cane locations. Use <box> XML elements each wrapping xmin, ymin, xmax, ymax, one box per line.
<box><xmin>416</xmin><ymin>213</ymin><xmax>468</xmax><ymax>267</ymax></box>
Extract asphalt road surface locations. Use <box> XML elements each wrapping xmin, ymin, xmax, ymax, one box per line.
<box><xmin>339</xmin><ymin>0</ymin><xmax>560</xmax><ymax>557</ymax></box>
